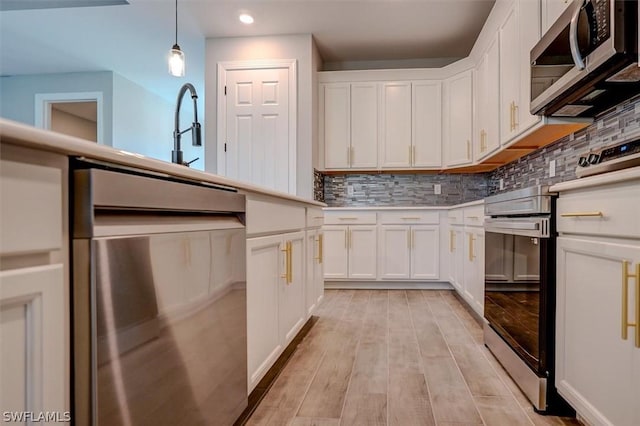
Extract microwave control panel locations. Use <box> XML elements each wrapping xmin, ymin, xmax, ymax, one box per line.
<box><xmin>589</xmin><ymin>0</ymin><xmax>610</xmax><ymax>48</ymax></box>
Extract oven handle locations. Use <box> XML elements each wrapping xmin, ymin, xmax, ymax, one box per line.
<box><xmin>569</xmin><ymin>0</ymin><xmax>587</xmax><ymax>70</ymax></box>
<box><xmin>485</xmin><ymin>218</ymin><xmax>550</xmax><ymax>238</ymax></box>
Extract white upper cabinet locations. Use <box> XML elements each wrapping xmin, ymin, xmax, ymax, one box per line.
<box><xmin>444</xmin><ymin>70</ymin><xmax>474</xmax><ymax>167</ymax></box>
<box><xmin>350</xmin><ymin>83</ymin><xmax>379</xmax><ymax>169</ymax></box>
<box><xmin>500</xmin><ymin>0</ymin><xmax>543</xmax><ymax>144</ymax></box>
<box><xmin>499</xmin><ymin>5</ymin><xmax>520</xmax><ymax>143</ymax></box>
<box><xmin>380</xmin><ymin>82</ymin><xmax>412</xmax><ymax>168</ymax></box>
<box><xmin>322</xmin><ymin>83</ymin><xmax>351</xmax><ymax>169</ymax></box>
<box><xmin>412</xmin><ymin>81</ymin><xmax>442</xmax><ymax>168</ymax></box>
<box><xmin>541</xmin><ymin>0</ymin><xmax>572</xmax><ymax>34</ymax></box>
<box><xmin>476</xmin><ymin>35</ymin><xmax>501</xmax><ymax>160</ymax></box>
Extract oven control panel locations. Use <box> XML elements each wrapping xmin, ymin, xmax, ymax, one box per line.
<box><xmin>576</xmin><ymin>139</ymin><xmax>640</xmax><ymax>178</ymax></box>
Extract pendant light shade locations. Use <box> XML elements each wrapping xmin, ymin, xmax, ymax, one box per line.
<box><xmin>168</xmin><ymin>0</ymin><xmax>185</xmax><ymax>77</ymax></box>
<box><xmin>169</xmin><ymin>44</ymin><xmax>185</xmax><ymax>77</ymax></box>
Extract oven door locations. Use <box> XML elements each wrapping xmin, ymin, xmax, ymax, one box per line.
<box><xmin>484</xmin><ymin>217</ymin><xmax>554</xmax><ymax>374</ymax></box>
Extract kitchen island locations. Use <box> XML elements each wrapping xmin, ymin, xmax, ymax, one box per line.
<box><xmin>0</xmin><ymin>117</ymin><xmax>324</xmax><ymax>423</ymax></box>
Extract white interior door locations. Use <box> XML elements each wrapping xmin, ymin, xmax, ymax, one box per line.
<box><xmin>225</xmin><ymin>67</ymin><xmax>290</xmax><ymax>193</ymax></box>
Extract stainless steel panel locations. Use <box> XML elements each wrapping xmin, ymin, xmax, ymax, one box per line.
<box><xmin>74</xmin><ymin>168</ymin><xmax>245</xmax><ymax>237</ymax></box>
<box><xmin>484</xmin><ymin>324</ymin><xmax>547</xmax><ymax>411</ymax></box>
<box><xmin>485</xmin><ymin>186</ymin><xmax>554</xmax><ymax>217</ymax></box>
<box><xmin>485</xmin><ymin>217</ymin><xmax>551</xmax><ymax>238</ymax></box>
<box><xmin>74</xmin><ymin>227</ymin><xmax>247</xmax><ymax>426</ymax></box>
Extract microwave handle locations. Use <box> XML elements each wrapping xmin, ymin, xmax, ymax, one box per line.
<box><xmin>569</xmin><ymin>0</ymin><xmax>587</xmax><ymax>70</ymax></box>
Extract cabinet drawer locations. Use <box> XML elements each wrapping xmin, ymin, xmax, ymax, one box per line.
<box><xmin>0</xmin><ymin>160</ymin><xmax>63</xmax><ymax>255</ymax></box>
<box><xmin>463</xmin><ymin>205</ymin><xmax>485</xmax><ymax>227</ymax></box>
<box><xmin>246</xmin><ymin>198</ymin><xmax>306</xmax><ymax>236</ymax></box>
<box><xmin>447</xmin><ymin>209</ymin><xmax>464</xmax><ymax>225</ymax></box>
<box><xmin>378</xmin><ymin>211</ymin><xmax>439</xmax><ymax>225</ymax></box>
<box><xmin>324</xmin><ymin>211</ymin><xmax>377</xmax><ymax>225</ymax></box>
<box><xmin>306</xmin><ymin>208</ymin><xmax>324</xmax><ymax>228</ymax></box>
<box><xmin>557</xmin><ymin>182</ymin><xmax>640</xmax><ymax>239</ymax></box>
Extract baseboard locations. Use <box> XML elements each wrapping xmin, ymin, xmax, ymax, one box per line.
<box><xmin>324</xmin><ymin>281</ymin><xmax>453</xmax><ymax>290</ymax></box>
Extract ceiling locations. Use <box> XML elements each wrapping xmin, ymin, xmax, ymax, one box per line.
<box><xmin>0</xmin><ymin>0</ymin><xmax>495</xmax><ymax>102</ymax></box>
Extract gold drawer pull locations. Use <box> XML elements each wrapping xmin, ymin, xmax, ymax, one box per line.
<box><xmin>313</xmin><ymin>216</ymin><xmax>324</xmax><ymax>219</ymax></box>
<box><xmin>467</xmin><ymin>216</ymin><xmax>480</xmax><ymax>219</ymax></box>
<box><xmin>402</xmin><ymin>217</ymin><xmax>421</xmax><ymax>220</ymax></box>
<box><xmin>281</xmin><ymin>241</ymin><xmax>292</xmax><ymax>284</ymax></box>
<box><xmin>449</xmin><ymin>230</ymin><xmax>455</xmax><ymax>252</ymax></box>
<box><xmin>622</xmin><ymin>261</ymin><xmax>640</xmax><ymax>347</ymax></box>
<box><xmin>339</xmin><ymin>217</ymin><xmax>358</xmax><ymax>220</ymax></box>
<box><xmin>468</xmin><ymin>233</ymin><xmax>475</xmax><ymax>261</ymax></box>
<box><xmin>560</xmin><ymin>212</ymin><xmax>603</xmax><ymax>218</ymax></box>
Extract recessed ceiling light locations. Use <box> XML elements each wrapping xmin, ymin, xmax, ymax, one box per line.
<box><xmin>239</xmin><ymin>14</ymin><xmax>254</xmax><ymax>24</ymax></box>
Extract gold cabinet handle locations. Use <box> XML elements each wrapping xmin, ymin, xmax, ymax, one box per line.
<box><xmin>344</xmin><ymin>229</ymin><xmax>348</xmax><ymax>249</ymax></box>
<box><xmin>351</xmin><ymin>147</ymin><xmax>355</xmax><ymax>166</ymax></box>
<box><xmin>407</xmin><ymin>229</ymin><xmax>411</xmax><ymax>249</ymax></box>
<box><xmin>281</xmin><ymin>241</ymin><xmax>292</xmax><ymax>283</ymax></box>
<box><xmin>468</xmin><ymin>233</ymin><xmax>476</xmax><ymax>261</ymax></box>
<box><xmin>315</xmin><ymin>234</ymin><xmax>323</xmax><ymax>263</ymax></box>
<box><xmin>622</xmin><ymin>261</ymin><xmax>640</xmax><ymax>347</ymax></box>
<box><xmin>449</xmin><ymin>230</ymin><xmax>455</xmax><ymax>252</ymax></box>
<box><xmin>466</xmin><ymin>140</ymin><xmax>471</xmax><ymax>159</ymax></box>
<box><xmin>347</xmin><ymin>146</ymin><xmax>351</xmax><ymax>166</ymax></box>
<box><xmin>560</xmin><ymin>212</ymin><xmax>604</xmax><ymax>218</ymax></box>
<box><xmin>509</xmin><ymin>102</ymin><xmax>515</xmax><ymax>131</ymax></box>
<box><xmin>402</xmin><ymin>217</ymin><xmax>421</xmax><ymax>220</ymax></box>
<box><xmin>467</xmin><ymin>216</ymin><xmax>480</xmax><ymax>220</ymax></box>
<box><xmin>412</xmin><ymin>146</ymin><xmax>416</xmax><ymax>166</ymax></box>
<box><xmin>412</xmin><ymin>230</ymin><xmax>415</xmax><ymax>249</ymax></box>
<box><xmin>513</xmin><ymin>103</ymin><xmax>519</xmax><ymax>129</ymax></box>
<box><xmin>349</xmin><ymin>229</ymin><xmax>352</xmax><ymax>249</ymax></box>
<box><xmin>339</xmin><ymin>217</ymin><xmax>358</xmax><ymax>220</ymax></box>
<box><xmin>408</xmin><ymin>145</ymin><xmax>412</xmax><ymax>165</ymax></box>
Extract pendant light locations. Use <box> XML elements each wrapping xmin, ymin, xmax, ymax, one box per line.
<box><xmin>168</xmin><ymin>0</ymin><xmax>185</xmax><ymax>77</ymax></box>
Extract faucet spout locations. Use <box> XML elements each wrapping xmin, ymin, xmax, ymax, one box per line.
<box><xmin>173</xmin><ymin>83</ymin><xmax>202</xmax><ymax>165</ymax></box>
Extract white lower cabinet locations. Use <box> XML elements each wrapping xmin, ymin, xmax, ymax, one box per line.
<box><xmin>305</xmin><ymin>229</ymin><xmax>324</xmax><ymax>316</ymax></box>
<box><xmin>246</xmin><ymin>231</ymin><xmax>306</xmax><ymax>392</ymax></box>
<box><xmin>378</xmin><ymin>225</ymin><xmax>439</xmax><ymax>280</ymax></box>
<box><xmin>324</xmin><ymin>225</ymin><xmax>377</xmax><ymax>279</ymax></box>
<box><xmin>1</xmin><ymin>264</ymin><xmax>66</xmax><ymax>420</ymax></box>
<box><xmin>448</xmin><ymin>226</ymin><xmax>465</xmax><ymax>291</ymax></box>
<box><xmin>556</xmin><ymin>236</ymin><xmax>640</xmax><ymax>426</ymax></box>
<box><xmin>463</xmin><ymin>226</ymin><xmax>485</xmax><ymax>316</ymax></box>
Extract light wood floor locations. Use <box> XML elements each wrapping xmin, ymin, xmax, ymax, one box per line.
<box><xmin>247</xmin><ymin>290</ymin><xmax>580</xmax><ymax>426</ymax></box>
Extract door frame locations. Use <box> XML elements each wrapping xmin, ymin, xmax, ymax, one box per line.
<box><xmin>217</xmin><ymin>60</ymin><xmax>297</xmax><ymax>194</ymax></box>
<box><xmin>34</xmin><ymin>91</ymin><xmax>104</xmax><ymax>144</ymax></box>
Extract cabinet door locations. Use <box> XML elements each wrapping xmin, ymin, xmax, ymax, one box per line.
<box><xmin>280</xmin><ymin>231</ymin><xmax>306</xmax><ymax>345</ymax></box>
<box><xmin>499</xmin><ymin>5</ymin><xmax>520</xmax><ymax>144</ymax></box>
<box><xmin>518</xmin><ymin>0</ymin><xmax>542</xmax><ymax>132</ymax></box>
<box><xmin>463</xmin><ymin>228</ymin><xmax>484</xmax><ymax>316</ymax></box>
<box><xmin>411</xmin><ymin>226</ymin><xmax>440</xmax><ymax>280</ymax></box>
<box><xmin>412</xmin><ymin>81</ymin><xmax>442</xmax><ymax>168</ymax></box>
<box><xmin>323</xmin><ymin>226</ymin><xmax>349</xmax><ymax>279</ymax></box>
<box><xmin>378</xmin><ymin>226</ymin><xmax>411</xmax><ymax>280</ymax></box>
<box><xmin>542</xmin><ymin>0</ymin><xmax>572</xmax><ymax>33</ymax></box>
<box><xmin>315</xmin><ymin>230</ymin><xmax>325</xmax><ymax>307</ymax></box>
<box><xmin>454</xmin><ymin>228</ymin><xmax>466</xmax><ymax>292</ymax></box>
<box><xmin>445</xmin><ymin>71</ymin><xmax>473</xmax><ymax>166</ymax></box>
<box><xmin>246</xmin><ymin>234</ymin><xmax>283</xmax><ymax>391</ymax></box>
<box><xmin>351</xmin><ymin>83</ymin><xmax>378</xmax><ymax>169</ymax></box>
<box><xmin>305</xmin><ymin>230</ymin><xmax>324</xmax><ymax>316</ymax></box>
<box><xmin>380</xmin><ymin>82</ymin><xmax>412</xmax><ymax>168</ymax></box>
<box><xmin>348</xmin><ymin>226</ymin><xmax>378</xmax><ymax>279</ymax></box>
<box><xmin>447</xmin><ymin>228</ymin><xmax>458</xmax><ymax>287</ymax></box>
<box><xmin>1</xmin><ymin>264</ymin><xmax>65</xmax><ymax>417</ymax></box>
<box><xmin>323</xmin><ymin>83</ymin><xmax>351</xmax><ymax>169</ymax></box>
<box><xmin>556</xmin><ymin>237</ymin><xmax>639</xmax><ymax>426</ymax></box>
<box><xmin>484</xmin><ymin>36</ymin><xmax>501</xmax><ymax>156</ymax></box>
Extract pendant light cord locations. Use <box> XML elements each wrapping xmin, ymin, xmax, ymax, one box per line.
<box><xmin>175</xmin><ymin>0</ymin><xmax>178</xmax><ymax>45</ymax></box>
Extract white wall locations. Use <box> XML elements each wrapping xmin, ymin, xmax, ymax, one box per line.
<box><xmin>111</xmin><ymin>73</ymin><xmax>204</xmax><ymax>170</ymax></box>
<box><xmin>205</xmin><ymin>34</ymin><xmax>316</xmax><ymax>199</ymax></box>
<box><xmin>0</xmin><ymin>71</ymin><xmax>114</xmax><ymax>145</ymax></box>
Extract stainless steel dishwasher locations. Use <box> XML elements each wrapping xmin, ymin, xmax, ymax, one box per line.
<box><xmin>72</xmin><ymin>164</ymin><xmax>247</xmax><ymax>426</ymax></box>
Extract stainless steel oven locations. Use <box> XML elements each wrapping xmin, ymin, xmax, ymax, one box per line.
<box><xmin>484</xmin><ymin>186</ymin><xmax>571</xmax><ymax>414</ymax></box>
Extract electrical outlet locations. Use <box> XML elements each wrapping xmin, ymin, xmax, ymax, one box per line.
<box><xmin>347</xmin><ymin>185</ymin><xmax>354</xmax><ymax>196</ymax></box>
<box><xmin>549</xmin><ymin>160</ymin><xmax>556</xmax><ymax>178</ymax></box>
<box><xmin>499</xmin><ymin>178</ymin><xmax>504</xmax><ymax>190</ymax></box>
<box><xmin>434</xmin><ymin>184</ymin><xmax>442</xmax><ymax>195</ymax></box>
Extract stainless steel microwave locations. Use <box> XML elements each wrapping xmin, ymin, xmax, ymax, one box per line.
<box><xmin>530</xmin><ymin>0</ymin><xmax>639</xmax><ymax>117</ymax></box>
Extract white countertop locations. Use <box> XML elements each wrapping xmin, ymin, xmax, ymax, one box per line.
<box><xmin>324</xmin><ymin>199</ymin><xmax>484</xmax><ymax>211</ymax></box>
<box><xmin>550</xmin><ymin>165</ymin><xmax>640</xmax><ymax>193</ymax></box>
<box><xmin>0</xmin><ymin>118</ymin><xmax>325</xmax><ymax>207</ymax></box>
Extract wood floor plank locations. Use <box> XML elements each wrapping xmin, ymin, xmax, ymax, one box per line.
<box><xmin>339</xmin><ymin>393</ymin><xmax>387</xmax><ymax>426</ymax></box>
<box><xmin>388</xmin><ymin>372</ymin><xmax>436</xmax><ymax>426</ymax></box>
<box><xmin>474</xmin><ymin>396</ymin><xmax>533</xmax><ymax>426</ymax></box>
<box><xmin>388</xmin><ymin>328</ymin><xmax>422</xmax><ymax>374</ymax></box>
<box><xmin>448</xmin><ymin>343</ymin><xmax>510</xmax><ymax>397</ymax></box>
<box><xmin>422</xmin><ymin>356</ymin><xmax>483</xmax><ymax>424</ymax></box>
<box><xmin>414</xmin><ymin>321</ymin><xmax>450</xmax><ymax>359</ymax></box>
<box><xmin>347</xmin><ymin>339</ymin><xmax>388</xmax><ymax>394</ymax></box>
<box><xmin>288</xmin><ymin>417</ymin><xmax>341</xmax><ymax>426</ymax></box>
<box><xmin>388</xmin><ymin>290</ymin><xmax>413</xmax><ymax>330</ymax></box>
<box><xmin>424</xmin><ymin>292</ymin><xmax>472</xmax><ymax>346</ymax></box>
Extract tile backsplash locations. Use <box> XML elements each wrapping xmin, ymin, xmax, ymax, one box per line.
<box><xmin>323</xmin><ymin>173</ymin><xmax>489</xmax><ymax>207</ymax></box>
<box><xmin>488</xmin><ymin>96</ymin><xmax>640</xmax><ymax>194</ymax></box>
